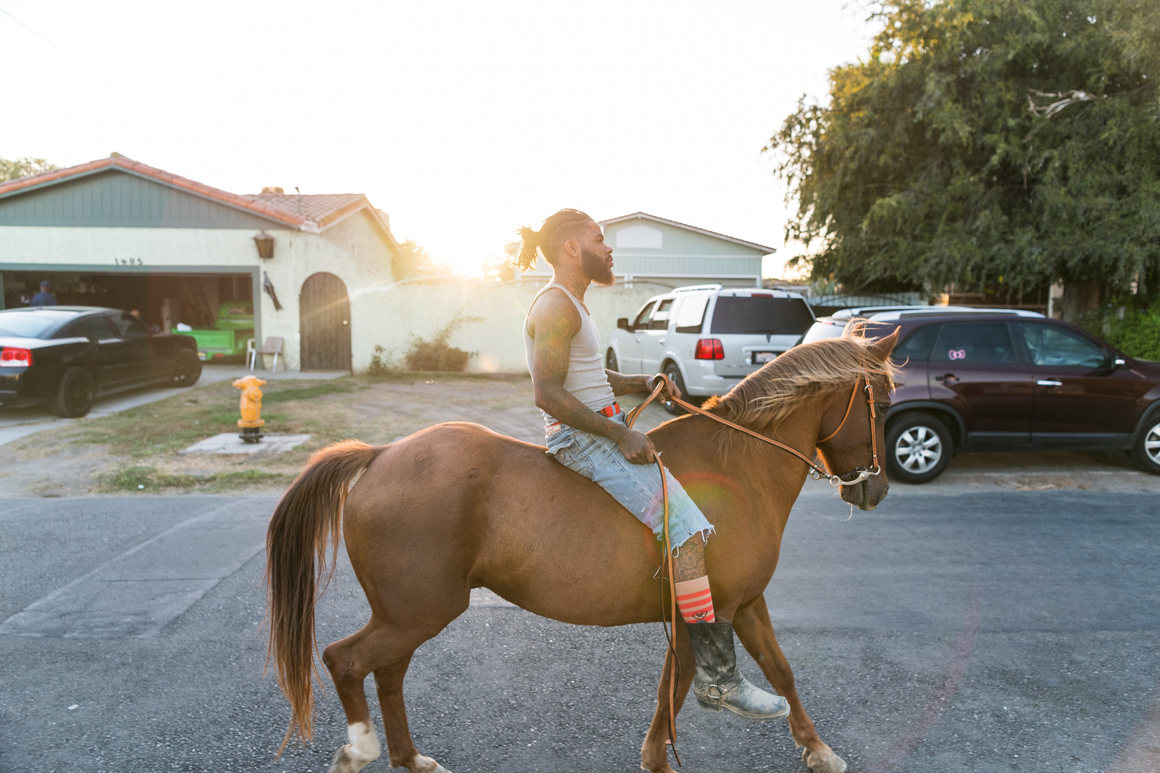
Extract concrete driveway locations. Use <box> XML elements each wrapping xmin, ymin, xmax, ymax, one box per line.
<box><xmin>0</xmin><ymin>364</ymin><xmax>347</xmax><ymax>448</ymax></box>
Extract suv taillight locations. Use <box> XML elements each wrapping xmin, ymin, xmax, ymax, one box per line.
<box><xmin>694</xmin><ymin>339</ymin><xmax>724</xmax><ymax>360</ymax></box>
<box><xmin>0</xmin><ymin>347</ymin><xmax>33</xmax><ymax>367</ymax></box>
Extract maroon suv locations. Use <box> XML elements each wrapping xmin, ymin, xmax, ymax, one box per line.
<box><xmin>803</xmin><ymin>308</ymin><xmax>1160</xmax><ymax>483</ymax></box>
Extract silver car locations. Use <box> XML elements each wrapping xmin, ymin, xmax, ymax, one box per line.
<box><xmin>607</xmin><ymin>284</ymin><xmax>815</xmax><ymax>413</ymax></box>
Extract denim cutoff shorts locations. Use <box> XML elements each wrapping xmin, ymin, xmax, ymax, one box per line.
<box><xmin>546</xmin><ymin>413</ymin><xmax>714</xmax><ymax>550</ymax></box>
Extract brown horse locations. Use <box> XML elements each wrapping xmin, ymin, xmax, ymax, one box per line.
<box><xmin>266</xmin><ymin>329</ymin><xmax>898</xmax><ymax>773</ymax></box>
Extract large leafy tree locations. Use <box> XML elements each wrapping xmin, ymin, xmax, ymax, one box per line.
<box><xmin>769</xmin><ymin>0</ymin><xmax>1160</xmax><ymax>314</ymax></box>
<box><xmin>1</xmin><ymin>156</ymin><xmax>56</xmax><ymax>182</ymax></box>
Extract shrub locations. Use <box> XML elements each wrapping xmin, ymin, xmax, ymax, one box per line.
<box><xmin>1085</xmin><ymin>294</ymin><xmax>1160</xmax><ymax>362</ymax></box>
<box><xmin>366</xmin><ymin>317</ymin><xmax>479</xmax><ymax>374</ymax></box>
<box><xmin>366</xmin><ymin>345</ymin><xmax>397</xmax><ymax>377</ymax></box>
<box><xmin>1092</xmin><ymin>296</ymin><xmax>1160</xmax><ymax>362</ymax></box>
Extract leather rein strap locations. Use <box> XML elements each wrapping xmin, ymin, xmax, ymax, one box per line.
<box><xmin>621</xmin><ymin>373</ymin><xmax>882</xmax><ymax>757</ymax></box>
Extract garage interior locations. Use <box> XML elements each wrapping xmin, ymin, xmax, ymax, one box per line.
<box><xmin>1</xmin><ymin>270</ymin><xmax>254</xmax><ymax>336</ymax></box>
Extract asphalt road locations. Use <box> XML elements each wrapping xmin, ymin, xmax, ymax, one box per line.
<box><xmin>1</xmin><ymin>487</ymin><xmax>1157</xmax><ymax>773</ymax></box>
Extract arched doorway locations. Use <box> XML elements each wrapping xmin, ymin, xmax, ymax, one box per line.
<box><xmin>299</xmin><ymin>272</ymin><xmax>352</xmax><ymax>371</ymax></box>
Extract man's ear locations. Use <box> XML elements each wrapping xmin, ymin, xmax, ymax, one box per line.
<box><xmin>559</xmin><ymin>236</ymin><xmax>580</xmax><ymax>260</ymax></box>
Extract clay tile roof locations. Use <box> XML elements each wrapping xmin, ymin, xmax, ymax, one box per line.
<box><xmin>0</xmin><ymin>154</ymin><xmax>376</xmax><ymax>233</ymax></box>
<box><xmin>242</xmin><ymin>192</ymin><xmax>370</xmax><ymax>230</ymax></box>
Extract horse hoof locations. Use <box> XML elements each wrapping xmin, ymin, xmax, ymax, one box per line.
<box><xmin>802</xmin><ymin>746</ymin><xmax>847</xmax><ymax>773</ymax></box>
<box><xmin>411</xmin><ymin>754</ymin><xmax>453</xmax><ymax>773</ymax></box>
<box><xmin>328</xmin><ymin>746</ymin><xmax>371</xmax><ymax>773</ymax></box>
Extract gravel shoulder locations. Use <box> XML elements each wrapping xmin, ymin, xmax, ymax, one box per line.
<box><xmin>2</xmin><ymin>374</ymin><xmax>1158</xmax><ymax>498</ymax></box>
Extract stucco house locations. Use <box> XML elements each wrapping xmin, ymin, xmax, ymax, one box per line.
<box><xmin>518</xmin><ymin>212</ymin><xmax>773</xmax><ymax>288</ymax></box>
<box><xmin>0</xmin><ymin>154</ymin><xmax>400</xmax><ymax>371</ymax></box>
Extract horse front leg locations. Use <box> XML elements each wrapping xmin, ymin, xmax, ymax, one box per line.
<box><xmin>640</xmin><ymin>624</ymin><xmax>695</xmax><ymax>773</ymax></box>
<box><xmin>733</xmin><ymin>598</ymin><xmax>847</xmax><ymax>773</ymax></box>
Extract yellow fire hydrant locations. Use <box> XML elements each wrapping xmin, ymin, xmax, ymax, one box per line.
<box><xmin>233</xmin><ymin>375</ymin><xmax>266</xmax><ymax>443</ymax></box>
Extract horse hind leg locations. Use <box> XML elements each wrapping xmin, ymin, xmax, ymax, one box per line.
<box><xmin>322</xmin><ymin>621</ymin><xmax>452</xmax><ymax>773</ymax></box>
<box><xmin>372</xmin><ymin>659</ymin><xmax>452</xmax><ymax>773</ymax></box>
<box><xmin>732</xmin><ymin>598</ymin><xmax>847</xmax><ymax>773</ymax></box>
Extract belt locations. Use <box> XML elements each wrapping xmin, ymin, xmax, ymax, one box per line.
<box><xmin>545</xmin><ymin>402</ymin><xmax>622</xmax><ymax>435</ymax></box>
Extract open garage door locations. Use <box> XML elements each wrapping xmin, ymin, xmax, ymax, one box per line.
<box><xmin>1</xmin><ymin>269</ymin><xmax>256</xmax><ymax>361</ymax></box>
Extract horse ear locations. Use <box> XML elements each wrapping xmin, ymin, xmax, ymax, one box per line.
<box><xmin>868</xmin><ymin>326</ymin><xmax>901</xmax><ymax>358</ymax></box>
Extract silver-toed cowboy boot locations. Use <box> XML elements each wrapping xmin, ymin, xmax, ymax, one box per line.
<box><xmin>686</xmin><ymin>621</ymin><xmax>790</xmax><ymax>720</ymax></box>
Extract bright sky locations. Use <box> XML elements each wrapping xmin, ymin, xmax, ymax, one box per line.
<box><xmin>1</xmin><ymin>0</ymin><xmax>875</xmax><ymax>278</ymax></box>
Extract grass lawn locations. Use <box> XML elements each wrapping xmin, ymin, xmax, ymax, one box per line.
<box><xmin>8</xmin><ymin>373</ymin><xmax>535</xmax><ymax>495</ymax></box>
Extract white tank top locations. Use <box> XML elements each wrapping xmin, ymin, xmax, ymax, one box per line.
<box><xmin>523</xmin><ymin>283</ymin><xmax>616</xmax><ymax>427</ymax></box>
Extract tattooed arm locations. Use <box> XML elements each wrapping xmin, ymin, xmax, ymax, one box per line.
<box><xmin>527</xmin><ymin>291</ymin><xmax>656</xmax><ymax>464</ymax></box>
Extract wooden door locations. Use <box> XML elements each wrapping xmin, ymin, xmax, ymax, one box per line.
<box><xmin>299</xmin><ymin>272</ymin><xmax>352</xmax><ymax>371</ymax></box>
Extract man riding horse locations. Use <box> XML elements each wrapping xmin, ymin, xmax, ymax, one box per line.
<box><xmin>517</xmin><ymin>208</ymin><xmax>789</xmax><ymax>722</ymax></box>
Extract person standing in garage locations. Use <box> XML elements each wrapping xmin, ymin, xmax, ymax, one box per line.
<box><xmin>29</xmin><ymin>281</ymin><xmax>57</xmax><ymax>307</ymax></box>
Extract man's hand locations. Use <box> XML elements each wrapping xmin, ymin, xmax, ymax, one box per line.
<box><xmin>652</xmin><ymin>373</ymin><xmax>682</xmax><ymax>402</ymax></box>
<box><xmin>617</xmin><ymin>428</ymin><xmax>657</xmax><ymax>464</ymax></box>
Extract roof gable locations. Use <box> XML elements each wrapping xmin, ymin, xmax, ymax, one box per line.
<box><xmin>0</xmin><ymin>169</ymin><xmax>287</xmax><ymax>230</ymax></box>
<box><xmin>599</xmin><ymin>212</ymin><xmax>776</xmax><ymax>256</ymax></box>
<box><xmin>0</xmin><ymin>155</ymin><xmax>389</xmax><ymax>239</ymax></box>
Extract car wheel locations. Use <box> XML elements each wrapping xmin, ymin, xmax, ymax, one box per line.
<box><xmin>173</xmin><ymin>349</ymin><xmax>203</xmax><ymax>387</ymax></box>
<box><xmin>662</xmin><ymin>363</ymin><xmax>688</xmax><ymax>416</ymax></box>
<box><xmin>886</xmin><ymin>413</ymin><xmax>952</xmax><ymax>484</ymax></box>
<box><xmin>605</xmin><ymin>348</ymin><xmax>618</xmax><ymax>371</ymax></box>
<box><xmin>51</xmin><ymin>367</ymin><xmax>96</xmax><ymax>418</ymax></box>
<box><xmin>1131</xmin><ymin>414</ymin><xmax>1160</xmax><ymax>474</ymax></box>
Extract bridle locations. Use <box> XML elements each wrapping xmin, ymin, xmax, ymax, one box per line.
<box><xmin>626</xmin><ymin>372</ymin><xmax>884</xmax><ymax>487</ymax></box>
<box><xmin>813</xmin><ymin>374</ymin><xmax>883</xmax><ymax>486</ymax></box>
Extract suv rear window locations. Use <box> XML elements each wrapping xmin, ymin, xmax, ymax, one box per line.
<box><xmin>709</xmin><ymin>296</ymin><xmax>813</xmax><ymax>335</ymax></box>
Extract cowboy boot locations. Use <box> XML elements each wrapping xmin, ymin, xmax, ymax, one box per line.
<box><xmin>686</xmin><ymin>621</ymin><xmax>790</xmax><ymax>720</ymax></box>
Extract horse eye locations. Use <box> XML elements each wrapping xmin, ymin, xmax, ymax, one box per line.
<box><xmin>876</xmin><ymin>401</ymin><xmax>891</xmax><ymax>412</ymax></box>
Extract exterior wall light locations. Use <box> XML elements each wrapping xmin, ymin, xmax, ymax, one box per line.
<box><xmin>254</xmin><ymin>231</ymin><xmax>275</xmax><ymax>259</ymax></box>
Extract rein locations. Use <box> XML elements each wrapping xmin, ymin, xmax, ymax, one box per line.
<box><xmin>622</xmin><ymin>372</ymin><xmax>882</xmax><ymax>757</ymax></box>
<box><xmin>627</xmin><ymin>373</ymin><xmax>883</xmax><ymax>488</ymax></box>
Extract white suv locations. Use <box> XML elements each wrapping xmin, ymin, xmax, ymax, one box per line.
<box><xmin>607</xmin><ymin>284</ymin><xmax>815</xmax><ymax>413</ymax></box>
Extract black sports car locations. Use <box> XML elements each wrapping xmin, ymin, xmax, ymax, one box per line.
<box><xmin>0</xmin><ymin>306</ymin><xmax>202</xmax><ymax>417</ymax></box>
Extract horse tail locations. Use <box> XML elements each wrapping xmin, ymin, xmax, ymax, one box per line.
<box><xmin>265</xmin><ymin>439</ymin><xmax>383</xmax><ymax>751</ymax></box>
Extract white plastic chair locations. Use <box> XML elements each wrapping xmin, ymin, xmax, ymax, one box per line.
<box><xmin>247</xmin><ymin>336</ymin><xmax>285</xmax><ymax>371</ymax></box>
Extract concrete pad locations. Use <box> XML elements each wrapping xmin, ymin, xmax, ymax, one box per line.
<box><xmin>179</xmin><ymin>432</ymin><xmax>311</xmax><ymax>455</ymax></box>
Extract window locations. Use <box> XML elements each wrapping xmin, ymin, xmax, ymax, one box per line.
<box><xmin>931</xmin><ymin>322</ymin><xmax>1016</xmax><ymax>364</ymax></box>
<box><xmin>1018</xmin><ymin>323</ymin><xmax>1105</xmax><ymax>368</ymax></box>
<box><xmin>649</xmin><ymin>298</ymin><xmax>674</xmax><ymax>330</ymax></box>
<box><xmin>893</xmin><ymin>323</ymin><xmax>940</xmax><ymax>364</ymax></box>
<box><xmin>1</xmin><ymin>312</ymin><xmax>68</xmax><ymax>338</ymax></box>
<box><xmin>110</xmin><ymin>314</ymin><xmax>149</xmax><ymax>340</ymax></box>
<box><xmin>709</xmin><ymin>296</ymin><xmax>814</xmax><ymax>336</ymax></box>
<box><xmin>674</xmin><ymin>295</ymin><xmax>709</xmax><ymax>334</ymax></box>
<box><xmin>66</xmin><ymin>316</ymin><xmax>118</xmax><ymax>341</ymax></box>
<box><xmin>631</xmin><ymin>301</ymin><xmax>657</xmax><ymax>331</ymax></box>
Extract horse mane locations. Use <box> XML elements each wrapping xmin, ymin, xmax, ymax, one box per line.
<box><xmin>702</xmin><ymin>328</ymin><xmax>896</xmax><ymax>432</ymax></box>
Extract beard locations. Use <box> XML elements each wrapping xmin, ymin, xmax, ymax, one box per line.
<box><xmin>581</xmin><ymin>246</ymin><xmax>615</xmax><ymax>286</ymax></box>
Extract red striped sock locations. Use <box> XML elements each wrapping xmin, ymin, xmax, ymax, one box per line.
<box><xmin>674</xmin><ymin>576</ymin><xmax>716</xmax><ymax>624</ymax></box>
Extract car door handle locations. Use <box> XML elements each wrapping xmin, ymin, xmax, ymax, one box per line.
<box><xmin>1037</xmin><ymin>379</ymin><xmax>1063</xmax><ymax>387</ymax></box>
<box><xmin>934</xmin><ymin>373</ymin><xmax>957</xmax><ymax>385</ymax></box>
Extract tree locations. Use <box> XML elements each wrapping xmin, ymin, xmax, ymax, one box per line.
<box><xmin>1</xmin><ymin>156</ymin><xmax>56</xmax><ymax>182</ymax></box>
<box><xmin>391</xmin><ymin>239</ymin><xmax>437</xmax><ymax>280</ymax></box>
<box><xmin>768</xmin><ymin>0</ymin><xmax>1160</xmax><ymax>317</ymax></box>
